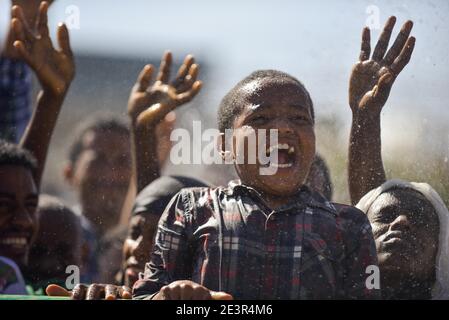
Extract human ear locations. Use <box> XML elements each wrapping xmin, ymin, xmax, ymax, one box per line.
<box><xmin>216</xmin><ymin>132</ymin><xmax>233</xmax><ymax>163</ymax></box>
<box><xmin>63</xmin><ymin>163</ymin><xmax>74</xmax><ymax>186</ymax></box>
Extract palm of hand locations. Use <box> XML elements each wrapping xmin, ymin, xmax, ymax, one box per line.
<box><xmin>12</xmin><ymin>2</ymin><xmax>74</xmax><ymax>96</ymax></box>
<box><xmin>349</xmin><ymin>60</ymin><xmax>392</xmax><ymax>112</ymax></box>
<box><xmin>349</xmin><ymin>17</ymin><xmax>415</xmax><ymax>116</ymax></box>
<box><xmin>129</xmin><ymin>82</ymin><xmax>179</xmax><ymax>120</ymax></box>
<box><xmin>128</xmin><ymin>52</ymin><xmax>202</xmax><ymax>128</ymax></box>
<box><xmin>28</xmin><ymin>36</ymin><xmax>74</xmax><ymax>95</ymax></box>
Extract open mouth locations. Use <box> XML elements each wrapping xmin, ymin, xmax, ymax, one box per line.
<box><xmin>263</xmin><ymin>143</ymin><xmax>296</xmax><ymax>168</ymax></box>
<box><xmin>0</xmin><ymin>235</ymin><xmax>30</xmax><ymax>253</ymax></box>
<box><xmin>382</xmin><ymin>231</ymin><xmax>413</xmax><ymax>249</ymax></box>
<box><xmin>383</xmin><ymin>231</ymin><xmax>405</xmax><ymax>243</ymax></box>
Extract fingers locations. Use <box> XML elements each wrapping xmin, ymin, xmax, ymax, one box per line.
<box><xmin>383</xmin><ymin>20</ymin><xmax>414</xmax><ymax>66</ymax></box>
<box><xmin>11</xmin><ymin>15</ymin><xmax>26</xmax><ymax>43</ymax></box>
<box><xmin>372</xmin><ymin>73</ymin><xmax>394</xmax><ymax>104</ymax></box>
<box><xmin>45</xmin><ymin>284</ymin><xmax>71</xmax><ymax>297</ymax></box>
<box><xmin>210</xmin><ymin>291</ymin><xmax>234</xmax><ymax>300</ymax></box>
<box><xmin>372</xmin><ymin>16</ymin><xmax>396</xmax><ymax>61</ymax></box>
<box><xmin>176</xmin><ymin>80</ymin><xmax>202</xmax><ymax>105</ymax></box>
<box><xmin>118</xmin><ymin>286</ymin><xmax>133</xmax><ymax>299</ymax></box>
<box><xmin>158</xmin><ymin>281</ymin><xmax>215</xmax><ymax>300</ymax></box>
<box><xmin>57</xmin><ymin>23</ymin><xmax>73</xmax><ymax>57</ymax></box>
<box><xmin>68</xmin><ymin>284</ymin><xmax>126</xmax><ymax>300</ymax></box>
<box><xmin>161</xmin><ymin>284</ymin><xmax>176</xmax><ymax>300</ymax></box>
<box><xmin>105</xmin><ymin>285</ymin><xmax>118</xmax><ymax>300</ymax></box>
<box><xmin>192</xmin><ymin>286</ymin><xmax>214</xmax><ymax>300</ymax></box>
<box><xmin>178</xmin><ymin>63</ymin><xmax>199</xmax><ymax>92</ymax></box>
<box><xmin>390</xmin><ymin>36</ymin><xmax>415</xmax><ymax>76</ymax></box>
<box><xmin>35</xmin><ymin>1</ymin><xmax>50</xmax><ymax>37</ymax></box>
<box><xmin>173</xmin><ymin>54</ymin><xmax>195</xmax><ymax>88</ymax></box>
<box><xmin>86</xmin><ymin>284</ymin><xmax>105</xmax><ymax>300</ymax></box>
<box><xmin>11</xmin><ymin>6</ymin><xmax>33</xmax><ymax>43</ymax></box>
<box><xmin>13</xmin><ymin>40</ymin><xmax>33</xmax><ymax>67</ymax></box>
<box><xmin>136</xmin><ymin>64</ymin><xmax>154</xmax><ymax>92</ymax></box>
<box><xmin>156</xmin><ymin>51</ymin><xmax>173</xmax><ymax>83</ymax></box>
<box><xmin>179</xmin><ymin>282</ymin><xmax>194</xmax><ymax>300</ymax></box>
<box><xmin>71</xmin><ymin>284</ymin><xmax>88</xmax><ymax>300</ymax></box>
<box><xmin>359</xmin><ymin>27</ymin><xmax>371</xmax><ymax>61</ymax></box>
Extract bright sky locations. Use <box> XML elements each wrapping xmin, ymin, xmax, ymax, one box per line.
<box><xmin>1</xmin><ymin>0</ymin><xmax>448</xmax><ymax>125</ymax></box>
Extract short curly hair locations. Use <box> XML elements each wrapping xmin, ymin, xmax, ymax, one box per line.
<box><xmin>217</xmin><ymin>70</ymin><xmax>314</xmax><ymax>133</ymax></box>
<box><xmin>67</xmin><ymin>113</ymin><xmax>130</xmax><ymax>165</ymax></box>
<box><xmin>0</xmin><ymin>140</ymin><xmax>37</xmax><ymax>173</ymax></box>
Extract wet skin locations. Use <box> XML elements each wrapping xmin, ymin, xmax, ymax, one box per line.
<box><xmin>0</xmin><ymin>165</ymin><xmax>38</xmax><ymax>269</ymax></box>
<box><xmin>229</xmin><ymin>78</ymin><xmax>315</xmax><ymax>208</ymax></box>
<box><xmin>367</xmin><ymin>188</ymin><xmax>439</xmax><ymax>297</ymax></box>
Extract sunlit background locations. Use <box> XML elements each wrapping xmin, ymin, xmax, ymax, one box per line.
<box><xmin>1</xmin><ymin>0</ymin><xmax>448</xmax><ymax>204</ymax></box>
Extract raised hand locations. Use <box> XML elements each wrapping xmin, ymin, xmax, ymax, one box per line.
<box><xmin>128</xmin><ymin>51</ymin><xmax>202</xmax><ymax>128</ymax></box>
<box><xmin>349</xmin><ymin>16</ymin><xmax>415</xmax><ymax>115</ymax></box>
<box><xmin>12</xmin><ymin>1</ymin><xmax>75</xmax><ymax>97</ymax></box>
<box><xmin>12</xmin><ymin>0</ymin><xmax>55</xmax><ymax>25</ymax></box>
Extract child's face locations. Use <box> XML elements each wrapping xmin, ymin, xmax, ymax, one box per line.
<box><xmin>27</xmin><ymin>211</ymin><xmax>81</xmax><ymax>282</ymax></box>
<box><xmin>122</xmin><ymin>213</ymin><xmax>160</xmax><ymax>287</ymax></box>
<box><xmin>0</xmin><ymin>165</ymin><xmax>38</xmax><ymax>268</ymax></box>
<box><xmin>230</xmin><ymin>79</ymin><xmax>315</xmax><ymax>197</ymax></box>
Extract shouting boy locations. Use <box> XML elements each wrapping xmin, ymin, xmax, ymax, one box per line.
<box><xmin>132</xmin><ymin>69</ymin><xmax>380</xmax><ymax>300</ymax></box>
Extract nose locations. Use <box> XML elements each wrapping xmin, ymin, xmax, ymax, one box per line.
<box><xmin>273</xmin><ymin>118</ymin><xmax>295</xmax><ymax>136</ymax></box>
<box><xmin>11</xmin><ymin>208</ymin><xmax>34</xmax><ymax>231</ymax></box>
<box><xmin>389</xmin><ymin>214</ymin><xmax>411</xmax><ymax>232</ymax></box>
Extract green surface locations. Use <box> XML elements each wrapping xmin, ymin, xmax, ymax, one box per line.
<box><xmin>0</xmin><ymin>295</ymin><xmax>70</xmax><ymax>300</ymax></box>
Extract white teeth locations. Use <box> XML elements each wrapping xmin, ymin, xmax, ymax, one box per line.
<box><xmin>271</xmin><ymin>163</ymin><xmax>293</xmax><ymax>168</ymax></box>
<box><xmin>0</xmin><ymin>237</ymin><xmax>28</xmax><ymax>246</ymax></box>
<box><xmin>266</xmin><ymin>143</ymin><xmax>291</xmax><ymax>154</ymax></box>
<box><xmin>288</xmin><ymin>146</ymin><xmax>295</xmax><ymax>154</ymax></box>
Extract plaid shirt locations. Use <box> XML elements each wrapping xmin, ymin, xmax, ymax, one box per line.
<box><xmin>0</xmin><ymin>58</ymin><xmax>32</xmax><ymax>143</ymax></box>
<box><xmin>133</xmin><ymin>180</ymin><xmax>380</xmax><ymax>300</ymax></box>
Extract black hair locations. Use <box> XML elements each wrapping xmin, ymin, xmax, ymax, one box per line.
<box><xmin>67</xmin><ymin>113</ymin><xmax>130</xmax><ymax>164</ymax></box>
<box><xmin>132</xmin><ymin>175</ymin><xmax>210</xmax><ymax>216</ymax></box>
<box><xmin>0</xmin><ymin>140</ymin><xmax>37</xmax><ymax>172</ymax></box>
<box><xmin>37</xmin><ymin>194</ymin><xmax>82</xmax><ymax>233</ymax></box>
<box><xmin>217</xmin><ymin>69</ymin><xmax>315</xmax><ymax>133</ymax></box>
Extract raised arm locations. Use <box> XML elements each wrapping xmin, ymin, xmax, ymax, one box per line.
<box><xmin>0</xmin><ymin>1</ymin><xmax>53</xmax><ymax>142</ymax></box>
<box><xmin>13</xmin><ymin>2</ymin><xmax>75</xmax><ymax>188</ymax></box>
<box><xmin>348</xmin><ymin>16</ymin><xmax>415</xmax><ymax>204</ymax></box>
<box><xmin>127</xmin><ymin>51</ymin><xmax>202</xmax><ymax>192</ymax></box>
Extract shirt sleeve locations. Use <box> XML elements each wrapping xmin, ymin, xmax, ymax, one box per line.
<box><xmin>0</xmin><ymin>58</ymin><xmax>32</xmax><ymax>143</ymax></box>
<box><xmin>132</xmin><ymin>190</ymin><xmax>195</xmax><ymax>299</ymax></box>
<box><xmin>342</xmin><ymin>212</ymin><xmax>381</xmax><ymax>299</ymax></box>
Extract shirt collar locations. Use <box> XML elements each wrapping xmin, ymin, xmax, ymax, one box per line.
<box><xmin>225</xmin><ymin>179</ymin><xmax>315</xmax><ymax>212</ymax></box>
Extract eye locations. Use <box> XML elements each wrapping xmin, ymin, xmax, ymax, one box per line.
<box><xmin>250</xmin><ymin>115</ymin><xmax>269</xmax><ymax>125</ymax></box>
<box><xmin>25</xmin><ymin>199</ymin><xmax>38</xmax><ymax>213</ymax></box>
<box><xmin>374</xmin><ymin>211</ymin><xmax>397</xmax><ymax>224</ymax></box>
<box><xmin>0</xmin><ymin>199</ymin><xmax>13</xmax><ymax>213</ymax></box>
<box><xmin>292</xmin><ymin>115</ymin><xmax>311</xmax><ymax>124</ymax></box>
<box><xmin>129</xmin><ymin>224</ymin><xmax>142</xmax><ymax>240</ymax></box>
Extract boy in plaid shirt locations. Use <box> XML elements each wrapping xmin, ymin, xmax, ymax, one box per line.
<box><xmin>132</xmin><ymin>69</ymin><xmax>380</xmax><ymax>300</ymax></box>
